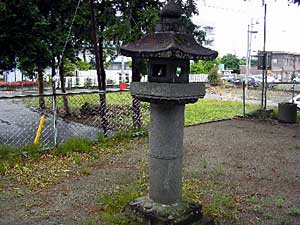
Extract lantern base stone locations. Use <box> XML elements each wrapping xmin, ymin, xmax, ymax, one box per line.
<box><xmin>130</xmin><ymin>82</ymin><xmax>205</xmax><ymax>104</ymax></box>
<box><xmin>125</xmin><ymin>196</ymin><xmax>214</xmax><ymax>225</ymax></box>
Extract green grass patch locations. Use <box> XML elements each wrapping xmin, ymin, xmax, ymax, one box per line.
<box><xmin>185</xmin><ymin>99</ymin><xmax>259</xmax><ymax>126</ymax></box>
<box><xmin>97</xmin><ymin>183</ymin><xmax>145</xmax><ymax>225</ymax></box>
<box><xmin>97</xmin><ymin>129</ymin><xmax>147</xmax><ymax>149</ymax></box>
<box><xmin>24</xmin><ymin>92</ymin><xmax>259</xmax><ymax>126</ymax></box>
<box><xmin>0</xmin><ymin>144</ymin><xmax>44</xmax><ymax>160</ymax></box>
<box><xmin>54</xmin><ymin>137</ymin><xmax>94</xmax><ymax>155</ymax></box>
<box><xmin>23</xmin><ymin>92</ymin><xmax>133</xmax><ymax>111</ymax></box>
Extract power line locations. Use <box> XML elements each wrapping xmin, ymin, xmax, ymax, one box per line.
<box><xmin>199</xmin><ymin>0</ymin><xmax>248</xmax><ymax>14</ymax></box>
<box><xmin>57</xmin><ymin>0</ymin><xmax>81</xmax><ymax>70</ymax></box>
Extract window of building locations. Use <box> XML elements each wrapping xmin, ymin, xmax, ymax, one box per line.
<box><xmin>108</xmin><ymin>63</ymin><xmax>122</xmax><ymax>70</ymax></box>
<box><xmin>284</xmin><ymin>58</ymin><xmax>288</xmax><ymax>66</ymax></box>
<box><xmin>272</xmin><ymin>58</ymin><xmax>278</xmax><ymax>64</ymax></box>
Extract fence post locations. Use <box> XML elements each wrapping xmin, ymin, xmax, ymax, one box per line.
<box><xmin>243</xmin><ymin>81</ymin><xmax>246</xmax><ymax>117</ymax></box>
<box><xmin>53</xmin><ymin>94</ymin><xmax>58</xmax><ymax>147</ymax></box>
<box><xmin>132</xmin><ymin>97</ymin><xmax>142</xmax><ymax>129</ymax></box>
<box><xmin>99</xmin><ymin>92</ymin><xmax>109</xmax><ymax>136</ymax></box>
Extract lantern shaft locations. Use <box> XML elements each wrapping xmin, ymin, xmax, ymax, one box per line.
<box><xmin>149</xmin><ymin>103</ymin><xmax>184</xmax><ymax>204</ymax></box>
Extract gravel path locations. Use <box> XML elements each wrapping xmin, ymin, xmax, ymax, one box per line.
<box><xmin>1</xmin><ymin>119</ymin><xmax>300</xmax><ymax>224</ymax></box>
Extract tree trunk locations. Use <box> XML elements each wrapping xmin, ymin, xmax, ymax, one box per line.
<box><xmin>59</xmin><ymin>56</ymin><xmax>70</xmax><ymax>115</ymax></box>
<box><xmin>89</xmin><ymin>0</ymin><xmax>108</xmax><ymax>135</ymax></box>
<box><xmin>129</xmin><ymin>4</ymin><xmax>143</xmax><ymax>129</ymax></box>
<box><xmin>83</xmin><ymin>48</ymin><xmax>87</xmax><ymax>62</ymax></box>
<box><xmin>37</xmin><ymin>65</ymin><xmax>45</xmax><ymax>110</ymax></box>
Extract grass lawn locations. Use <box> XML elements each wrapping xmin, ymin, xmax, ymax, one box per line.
<box><xmin>105</xmin><ymin>92</ymin><xmax>259</xmax><ymax>126</ymax></box>
<box><xmin>185</xmin><ymin>99</ymin><xmax>259</xmax><ymax>126</ymax></box>
<box><xmin>25</xmin><ymin>91</ymin><xmax>259</xmax><ymax>126</ymax></box>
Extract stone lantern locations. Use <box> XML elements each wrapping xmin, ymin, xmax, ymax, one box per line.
<box><xmin>121</xmin><ymin>0</ymin><xmax>218</xmax><ymax>224</ymax></box>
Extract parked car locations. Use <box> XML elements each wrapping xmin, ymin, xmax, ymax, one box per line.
<box><xmin>233</xmin><ymin>77</ymin><xmax>259</xmax><ymax>88</ymax></box>
<box><xmin>293</xmin><ymin>76</ymin><xmax>300</xmax><ymax>83</ymax></box>
<box><xmin>221</xmin><ymin>76</ymin><xmax>235</xmax><ymax>84</ymax></box>
<box><xmin>289</xmin><ymin>94</ymin><xmax>300</xmax><ymax>109</ymax></box>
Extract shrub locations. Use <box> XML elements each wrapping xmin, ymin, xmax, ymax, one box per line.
<box><xmin>208</xmin><ymin>66</ymin><xmax>221</xmax><ymax>85</ymax></box>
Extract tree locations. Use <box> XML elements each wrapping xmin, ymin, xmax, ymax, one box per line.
<box><xmin>64</xmin><ymin>59</ymin><xmax>76</xmax><ymax>76</ymax></box>
<box><xmin>221</xmin><ymin>54</ymin><xmax>241</xmax><ymax>74</ymax></box>
<box><xmin>76</xmin><ymin>60</ymin><xmax>90</xmax><ymax>71</ymax></box>
<box><xmin>0</xmin><ymin>0</ymin><xmax>54</xmax><ymax>108</ymax></box>
<box><xmin>190</xmin><ymin>58</ymin><xmax>221</xmax><ymax>74</ymax></box>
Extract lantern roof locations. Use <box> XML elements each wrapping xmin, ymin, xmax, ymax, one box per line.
<box><xmin>160</xmin><ymin>0</ymin><xmax>182</xmax><ymax>18</ymax></box>
<box><xmin>121</xmin><ymin>0</ymin><xmax>218</xmax><ymax>60</ymax></box>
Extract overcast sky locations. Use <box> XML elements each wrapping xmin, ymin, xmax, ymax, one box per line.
<box><xmin>192</xmin><ymin>0</ymin><xmax>300</xmax><ymax>57</ymax></box>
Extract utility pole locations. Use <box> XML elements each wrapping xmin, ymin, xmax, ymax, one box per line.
<box><xmin>261</xmin><ymin>3</ymin><xmax>267</xmax><ymax>109</ymax></box>
<box><xmin>246</xmin><ymin>19</ymin><xmax>258</xmax><ymax>78</ymax></box>
<box><xmin>246</xmin><ymin>24</ymin><xmax>250</xmax><ymax>79</ymax></box>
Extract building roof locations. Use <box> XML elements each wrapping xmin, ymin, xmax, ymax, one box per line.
<box><xmin>268</xmin><ymin>51</ymin><xmax>300</xmax><ymax>56</ymax></box>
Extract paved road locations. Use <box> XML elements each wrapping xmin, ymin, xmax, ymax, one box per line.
<box><xmin>0</xmin><ymin>99</ymin><xmax>101</xmax><ymax>147</ymax></box>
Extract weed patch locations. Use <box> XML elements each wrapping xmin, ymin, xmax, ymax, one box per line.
<box><xmin>289</xmin><ymin>207</ymin><xmax>300</xmax><ymax>216</ymax></box>
<box><xmin>182</xmin><ymin>179</ymin><xmax>239</xmax><ymax>223</ymax></box>
<box><xmin>96</xmin><ymin>181</ymin><xmax>147</xmax><ymax>225</ymax></box>
<box><xmin>55</xmin><ymin>137</ymin><xmax>93</xmax><ymax>155</ymax></box>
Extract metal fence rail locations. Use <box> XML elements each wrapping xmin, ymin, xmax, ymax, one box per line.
<box><xmin>206</xmin><ymin>82</ymin><xmax>300</xmax><ymax>118</ymax></box>
<box><xmin>0</xmin><ymin>90</ymin><xmax>149</xmax><ymax>148</ymax></box>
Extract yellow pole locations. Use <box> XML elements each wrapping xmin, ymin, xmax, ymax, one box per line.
<box><xmin>34</xmin><ymin>115</ymin><xmax>46</xmax><ymax>145</ymax></box>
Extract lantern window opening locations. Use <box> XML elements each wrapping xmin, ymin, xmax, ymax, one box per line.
<box><xmin>176</xmin><ymin>66</ymin><xmax>183</xmax><ymax>78</ymax></box>
<box><xmin>152</xmin><ymin>64</ymin><xmax>167</xmax><ymax>77</ymax></box>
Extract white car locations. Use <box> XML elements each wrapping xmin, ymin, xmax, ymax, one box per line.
<box><xmin>293</xmin><ymin>77</ymin><xmax>300</xmax><ymax>83</ymax></box>
<box><xmin>289</xmin><ymin>94</ymin><xmax>300</xmax><ymax>109</ymax></box>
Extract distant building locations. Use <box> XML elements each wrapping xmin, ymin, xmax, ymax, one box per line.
<box><xmin>241</xmin><ymin>52</ymin><xmax>300</xmax><ymax>82</ymax></box>
<box><xmin>240</xmin><ymin>65</ymin><xmax>261</xmax><ymax>76</ymax></box>
<box><xmin>269</xmin><ymin>51</ymin><xmax>300</xmax><ymax>81</ymax></box>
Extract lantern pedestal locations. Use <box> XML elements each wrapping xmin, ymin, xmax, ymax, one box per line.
<box><xmin>125</xmin><ymin>197</ymin><xmax>214</xmax><ymax>225</ymax></box>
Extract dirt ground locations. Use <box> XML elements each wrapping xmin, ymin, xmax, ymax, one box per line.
<box><xmin>1</xmin><ymin>118</ymin><xmax>300</xmax><ymax>225</ymax></box>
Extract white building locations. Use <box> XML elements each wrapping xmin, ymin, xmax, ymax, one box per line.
<box><xmin>61</xmin><ymin>56</ymin><xmax>132</xmax><ymax>88</ymax></box>
<box><xmin>3</xmin><ymin>68</ymin><xmax>23</xmax><ymax>82</ymax></box>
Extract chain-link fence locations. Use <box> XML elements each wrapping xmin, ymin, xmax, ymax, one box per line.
<box><xmin>206</xmin><ymin>81</ymin><xmax>300</xmax><ymax>117</ymax></box>
<box><xmin>0</xmin><ymin>90</ymin><xmax>150</xmax><ymax>148</ymax></box>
